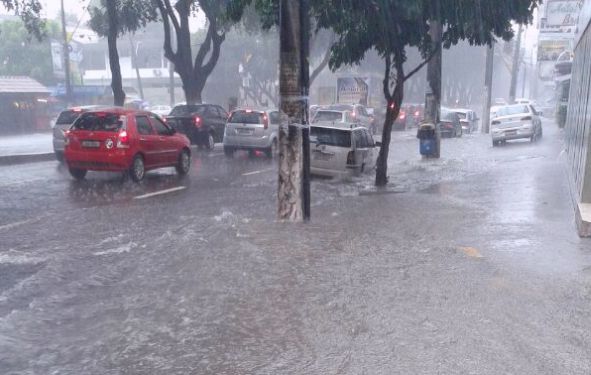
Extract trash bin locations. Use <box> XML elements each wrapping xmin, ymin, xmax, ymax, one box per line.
<box><xmin>417</xmin><ymin>123</ymin><xmax>437</xmax><ymax>156</ymax></box>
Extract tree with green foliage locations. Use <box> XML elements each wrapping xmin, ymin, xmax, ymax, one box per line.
<box><xmin>88</xmin><ymin>0</ymin><xmax>157</xmax><ymax>106</ymax></box>
<box><xmin>313</xmin><ymin>0</ymin><xmax>539</xmax><ymax>186</ymax></box>
<box><xmin>1</xmin><ymin>0</ymin><xmax>44</xmax><ymax>39</ymax></box>
<box><xmin>0</xmin><ymin>20</ymin><xmax>60</xmax><ymax>85</ymax></box>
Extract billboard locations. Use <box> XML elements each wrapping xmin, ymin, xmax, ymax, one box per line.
<box><xmin>538</xmin><ymin>39</ymin><xmax>571</xmax><ymax>61</ymax></box>
<box><xmin>546</xmin><ymin>0</ymin><xmax>581</xmax><ymax>27</ymax></box>
<box><xmin>336</xmin><ymin>77</ymin><xmax>369</xmax><ymax>105</ymax></box>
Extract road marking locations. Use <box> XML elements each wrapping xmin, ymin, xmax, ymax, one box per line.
<box><xmin>242</xmin><ymin>168</ymin><xmax>274</xmax><ymax>176</ymax></box>
<box><xmin>134</xmin><ymin>186</ymin><xmax>186</xmax><ymax>200</ymax></box>
<box><xmin>0</xmin><ymin>219</ymin><xmax>33</xmax><ymax>231</ymax></box>
<box><xmin>459</xmin><ymin>246</ymin><xmax>483</xmax><ymax>258</ymax></box>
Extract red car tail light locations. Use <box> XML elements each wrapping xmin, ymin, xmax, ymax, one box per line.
<box><xmin>415</xmin><ymin>111</ymin><xmax>420</xmax><ymax>117</ymax></box>
<box><xmin>193</xmin><ymin>116</ymin><xmax>202</xmax><ymax>128</ymax></box>
<box><xmin>117</xmin><ymin>130</ymin><xmax>130</xmax><ymax>149</ymax></box>
<box><xmin>399</xmin><ymin>111</ymin><xmax>406</xmax><ymax>119</ymax></box>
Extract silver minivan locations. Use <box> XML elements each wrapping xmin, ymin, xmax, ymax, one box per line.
<box><xmin>310</xmin><ymin>125</ymin><xmax>378</xmax><ymax>177</ymax></box>
<box><xmin>223</xmin><ymin>109</ymin><xmax>279</xmax><ymax>158</ymax></box>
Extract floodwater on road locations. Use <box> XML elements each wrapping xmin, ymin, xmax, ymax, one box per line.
<box><xmin>1</xmin><ymin>121</ymin><xmax>591</xmax><ymax>374</ymax></box>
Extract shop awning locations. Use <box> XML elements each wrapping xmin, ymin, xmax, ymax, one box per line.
<box><xmin>0</xmin><ymin>76</ymin><xmax>49</xmax><ymax>94</ymax></box>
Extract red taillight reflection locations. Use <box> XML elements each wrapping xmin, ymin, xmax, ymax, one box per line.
<box><xmin>263</xmin><ymin>115</ymin><xmax>268</xmax><ymax>129</ymax></box>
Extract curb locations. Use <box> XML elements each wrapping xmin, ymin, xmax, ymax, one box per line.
<box><xmin>0</xmin><ymin>153</ymin><xmax>56</xmax><ymax>166</ymax></box>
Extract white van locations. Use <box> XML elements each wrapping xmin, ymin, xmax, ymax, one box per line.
<box><xmin>310</xmin><ymin>125</ymin><xmax>378</xmax><ymax>177</ymax></box>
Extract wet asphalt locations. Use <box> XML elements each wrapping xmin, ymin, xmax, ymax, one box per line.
<box><xmin>1</xmin><ymin>121</ymin><xmax>591</xmax><ymax>374</ymax></box>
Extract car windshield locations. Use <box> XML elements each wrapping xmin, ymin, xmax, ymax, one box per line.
<box><xmin>72</xmin><ymin>112</ymin><xmax>124</xmax><ymax>132</ymax></box>
<box><xmin>496</xmin><ymin>105</ymin><xmax>529</xmax><ymax>117</ymax></box>
<box><xmin>169</xmin><ymin>105</ymin><xmax>206</xmax><ymax>116</ymax></box>
<box><xmin>313</xmin><ymin>111</ymin><xmax>344</xmax><ymax>123</ymax></box>
<box><xmin>56</xmin><ymin>110</ymin><xmax>83</xmax><ymax>125</ymax></box>
<box><xmin>310</xmin><ymin>127</ymin><xmax>351</xmax><ymax>147</ymax></box>
<box><xmin>228</xmin><ymin>111</ymin><xmax>264</xmax><ymax>124</ymax></box>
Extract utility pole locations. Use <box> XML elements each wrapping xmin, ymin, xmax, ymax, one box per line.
<box><xmin>509</xmin><ymin>25</ymin><xmax>523</xmax><ymax>104</ymax></box>
<box><xmin>482</xmin><ymin>43</ymin><xmax>494</xmax><ymax>134</ymax></box>
<box><xmin>168</xmin><ymin>29</ymin><xmax>176</xmax><ymax>107</ymax></box>
<box><xmin>425</xmin><ymin>18</ymin><xmax>442</xmax><ymax>158</ymax></box>
<box><xmin>60</xmin><ymin>0</ymin><xmax>72</xmax><ymax>104</ymax></box>
<box><xmin>278</xmin><ymin>0</ymin><xmax>311</xmax><ymax>221</ymax></box>
<box><xmin>129</xmin><ymin>36</ymin><xmax>144</xmax><ymax>100</ymax></box>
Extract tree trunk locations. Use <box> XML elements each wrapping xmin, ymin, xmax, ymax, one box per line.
<box><xmin>376</xmin><ymin>56</ymin><xmax>404</xmax><ymax>187</ymax></box>
<box><xmin>278</xmin><ymin>0</ymin><xmax>310</xmax><ymax>221</ymax></box>
<box><xmin>106</xmin><ymin>2</ymin><xmax>124</xmax><ymax>106</ymax></box>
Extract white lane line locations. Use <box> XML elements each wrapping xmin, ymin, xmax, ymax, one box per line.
<box><xmin>242</xmin><ymin>168</ymin><xmax>274</xmax><ymax>176</ymax></box>
<box><xmin>134</xmin><ymin>186</ymin><xmax>186</xmax><ymax>200</ymax></box>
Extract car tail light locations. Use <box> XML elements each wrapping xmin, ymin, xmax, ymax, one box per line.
<box><xmin>415</xmin><ymin>111</ymin><xmax>420</xmax><ymax>117</ymax></box>
<box><xmin>521</xmin><ymin>116</ymin><xmax>532</xmax><ymax>121</ymax></box>
<box><xmin>117</xmin><ymin>130</ymin><xmax>130</xmax><ymax>149</ymax></box>
<box><xmin>347</xmin><ymin>151</ymin><xmax>355</xmax><ymax>165</ymax></box>
<box><xmin>64</xmin><ymin>130</ymin><xmax>71</xmax><ymax>146</ymax></box>
<box><xmin>263</xmin><ymin>115</ymin><xmax>269</xmax><ymax>129</ymax></box>
<box><xmin>400</xmin><ymin>112</ymin><xmax>406</xmax><ymax>119</ymax></box>
<box><xmin>193</xmin><ymin>116</ymin><xmax>202</xmax><ymax>128</ymax></box>
<box><xmin>491</xmin><ymin>120</ymin><xmax>500</xmax><ymax>125</ymax></box>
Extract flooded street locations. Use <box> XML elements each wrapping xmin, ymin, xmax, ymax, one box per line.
<box><xmin>2</xmin><ymin>121</ymin><xmax>591</xmax><ymax>374</ymax></box>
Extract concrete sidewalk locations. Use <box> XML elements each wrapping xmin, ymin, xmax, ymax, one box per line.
<box><xmin>0</xmin><ymin>132</ymin><xmax>55</xmax><ymax>165</ymax></box>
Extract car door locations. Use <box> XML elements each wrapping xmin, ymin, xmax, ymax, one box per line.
<box><xmin>213</xmin><ymin>106</ymin><xmax>229</xmax><ymax>141</ymax></box>
<box><xmin>353</xmin><ymin>129</ymin><xmax>369</xmax><ymax>171</ymax></box>
<box><xmin>363</xmin><ymin>128</ymin><xmax>377</xmax><ymax>169</ymax></box>
<box><xmin>149</xmin><ymin>114</ymin><xmax>178</xmax><ymax>165</ymax></box>
<box><xmin>135</xmin><ymin>115</ymin><xmax>160</xmax><ymax>168</ymax></box>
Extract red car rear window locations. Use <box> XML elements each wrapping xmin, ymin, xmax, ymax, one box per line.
<box><xmin>72</xmin><ymin>112</ymin><xmax>124</xmax><ymax>132</ymax></box>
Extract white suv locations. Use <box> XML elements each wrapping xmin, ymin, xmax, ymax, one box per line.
<box><xmin>310</xmin><ymin>125</ymin><xmax>378</xmax><ymax>177</ymax></box>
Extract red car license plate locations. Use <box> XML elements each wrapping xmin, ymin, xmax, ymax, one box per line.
<box><xmin>82</xmin><ymin>140</ymin><xmax>100</xmax><ymax>148</ymax></box>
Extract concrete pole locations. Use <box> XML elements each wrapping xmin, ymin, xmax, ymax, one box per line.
<box><xmin>482</xmin><ymin>43</ymin><xmax>494</xmax><ymax>134</ymax></box>
<box><xmin>425</xmin><ymin>20</ymin><xmax>442</xmax><ymax>158</ymax></box>
<box><xmin>60</xmin><ymin>0</ymin><xmax>72</xmax><ymax>104</ymax></box>
<box><xmin>278</xmin><ymin>0</ymin><xmax>310</xmax><ymax>221</ymax></box>
<box><xmin>509</xmin><ymin>25</ymin><xmax>523</xmax><ymax>104</ymax></box>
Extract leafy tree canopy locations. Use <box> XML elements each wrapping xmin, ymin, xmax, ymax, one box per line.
<box><xmin>1</xmin><ymin>0</ymin><xmax>44</xmax><ymax>39</ymax></box>
<box><xmin>88</xmin><ymin>0</ymin><xmax>158</xmax><ymax>37</ymax></box>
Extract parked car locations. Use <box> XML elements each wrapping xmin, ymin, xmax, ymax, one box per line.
<box><xmin>326</xmin><ymin>104</ymin><xmax>376</xmax><ymax>134</ymax></box>
<box><xmin>64</xmin><ymin>108</ymin><xmax>191</xmax><ymax>181</ymax></box>
<box><xmin>491</xmin><ymin>104</ymin><xmax>543</xmax><ymax>146</ymax></box>
<box><xmin>223</xmin><ymin>108</ymin><xmax>280</xmax><ymax>158</ymax></box>
<box><xmin>165</xmin><ymin>104</ymin><xmax>228</xmax><ymax>149</ymax></box>
<box><xmin>310</xmin><ymin>124</ymin><xmax>378</xmax><ymax>177</ymax></box>
<box><xmin>312</xmin><ymin>109</ymin><xmax>356</xmax><ymax>125</ymax></box>
<box><xmin>453</xmin><ymin>109</ymin><xmax>479</xmax><ymax>133</ymax></box>
<box><xmin>52</xmin><ymin>105</ymin><xmax>106</xmax><ymax>162</ymax></box>
<box><xmin>150</xmin><ymin>105</ymin><xmax>172</xmax><ymax>117</ymax></box>
<box><xmin>439</xmin><ymin>108</ymin><xmax>463</xmax><ymax>138</ymax></box>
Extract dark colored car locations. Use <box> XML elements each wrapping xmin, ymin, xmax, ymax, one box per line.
<box><xmin>439</xmin><ymin>108</ymin><xmax>463</xmax><ymax>138</ymax></box>
<box><xmin>64</xmin><ymin>108</ymin><xmax>191</xmax><ymax>182</ymax></box>
<box><xmin>165</xmin><ymin>104</ymin><xmax>229</xmax><ymax>149</ymax></box>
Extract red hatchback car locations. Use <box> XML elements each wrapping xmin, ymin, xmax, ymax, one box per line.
<box><xmin>64</xmin><ymin>108</ymin><xmax>191</xmax><ymax>182</ymax></box>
